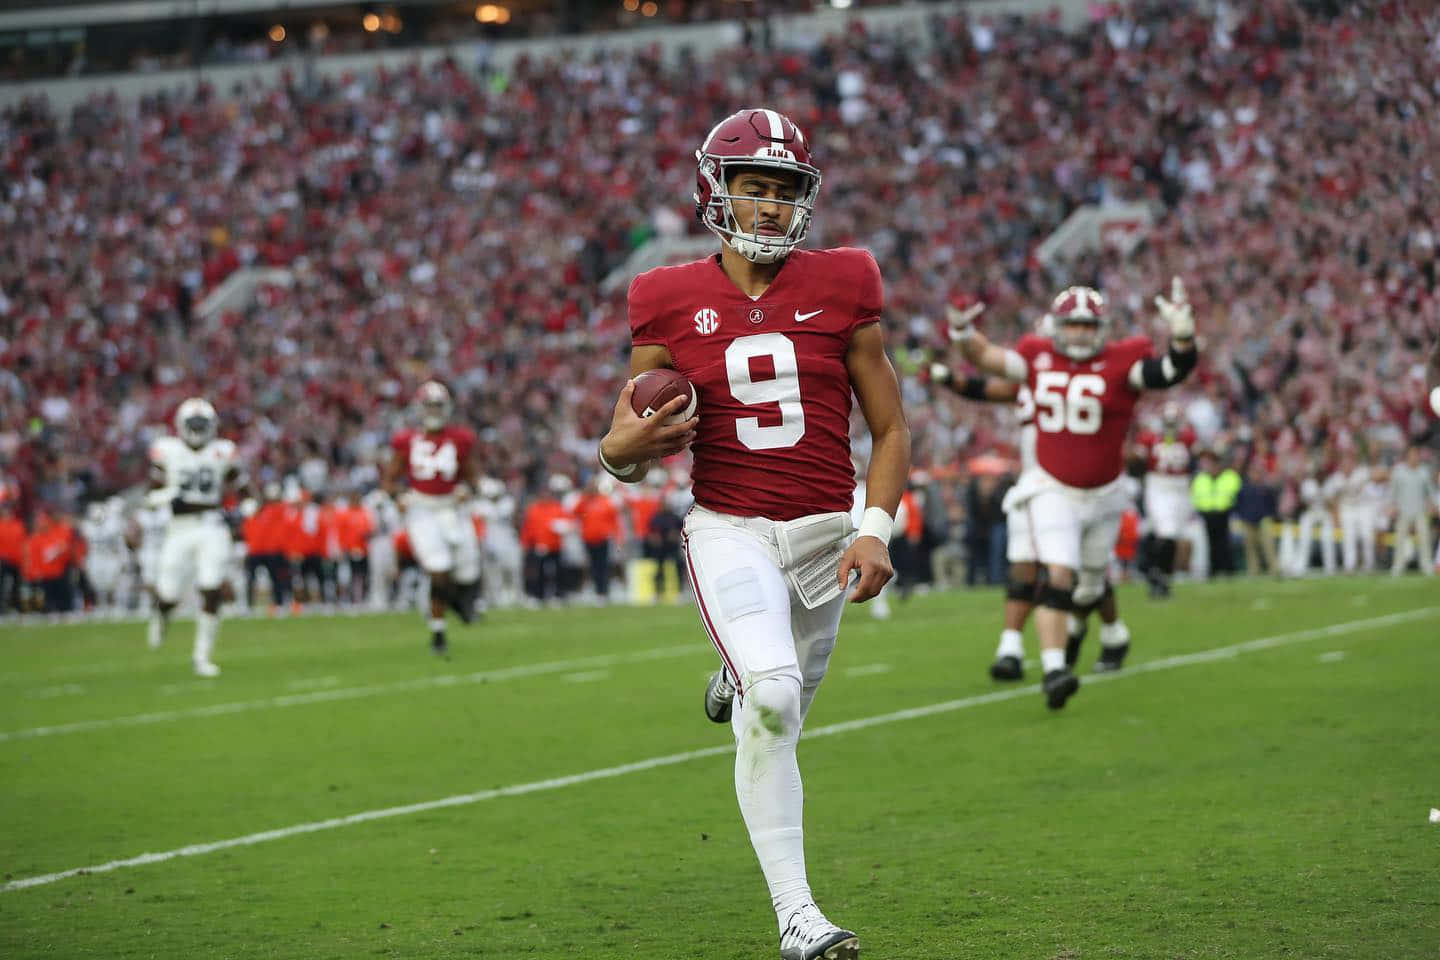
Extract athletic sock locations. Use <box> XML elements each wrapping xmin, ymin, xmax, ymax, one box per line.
<box><xmin>1041</xmin><ymin>647</ymin><xmax>1067</xmax><ymax>673</ymax></box>
<box><xmin>194</xmin><ymin>612</ymin><xmax>218</xmax><ymax>664</ymax></box>
<box><xmin>995</xmin><ymin>628</ymin><xmax>1024</xmax><ymax>659</ymax></box>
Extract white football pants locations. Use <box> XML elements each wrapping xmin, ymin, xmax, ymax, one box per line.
<box><xmin>682</xmin><ymin>505</ymin><xmax>847</xmax><ymax>924</ymax></box>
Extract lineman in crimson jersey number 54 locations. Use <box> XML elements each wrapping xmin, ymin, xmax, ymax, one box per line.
<box><xmin>382</xmin><ymin>380</ymin><xmax>483</xmax><ymax>656</ymax></box>
<box><xmin>599</xmin><ymin>107</ymin><xmax>910</xmax><ymax>960</ymax></box>
<box><xmin>948</xmin><ymin>278</ymin><xmax>1199</xmax><ymax>709</ymax></box>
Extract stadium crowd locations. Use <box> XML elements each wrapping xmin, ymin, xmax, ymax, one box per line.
<box><xmin>1</xmin><ymin>0</ymin><xmax>1438</xmax><ymax>613</ymax></box>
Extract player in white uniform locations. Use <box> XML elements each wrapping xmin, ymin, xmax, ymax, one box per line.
<box><xmin>1336</xmin><ymin>452</ymin><xmax>1377</xmax><ymax>573</ymax></box>
<box><xmin>146</xmin><ymin>398</ymin><xmax>249</xmax><ymax>676</ymax></box>
<box><xmin>79</xmin><ymin>499</ymin><xmax>131</xmax><ymax>614</ymax></box>
<box><xmin>474</xmin><ymin>477</ymin><xmax>523</xmax><ymax>609</ymax></box>
<box><xmin>1135</xmin><ymin>402</ymin><xmax>1196</xmax><ymax>598</ymax></box>
<box><xmin>129</xmin><ymin>499</ymin><xmax>171</xmax><ymax>612</ymax></box>
<box><xmin>1291</xmin><ymin>463</ymin><xmax>1338</xmax><ymax>575</ymax></box>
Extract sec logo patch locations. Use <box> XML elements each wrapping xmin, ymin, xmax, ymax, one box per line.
<box><xmin>693</xmin><ymin>308</ymin><xmax>719</xmax><ymax>336</ymax></box>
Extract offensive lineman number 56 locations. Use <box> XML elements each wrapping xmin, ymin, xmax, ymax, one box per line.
<box><xmin>1034</xmin><ymin>371</ymin><xmax>1105</xmax><ymax>435</ymax></box>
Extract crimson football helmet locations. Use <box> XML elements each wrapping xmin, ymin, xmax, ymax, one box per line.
<box><xmin>693</xmin><ymin>108</ymin><xmax>821</xmax><ymax>264</ymax></box>
<box><xmin>175</xmin><ymin>397</ymin><xmax>219</xmax><ymax>449</ymax></box>
<box><xmin>416</xmin><ymin>380</ymin><xmax>453</xmax><ymax>431</ymax></box>
<box><xmin>1044</xmin><ymin>286</ymin><xmax>1109</xmax><ymax>360</ymax></box>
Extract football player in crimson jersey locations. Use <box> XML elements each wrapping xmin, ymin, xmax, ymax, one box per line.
<box><xmin>931</xmin><ymin>344</ymin><xmax>1131</xmax><ymax>680</ymax></box>
<box><xmin>598</xmin><ymin>107</ymin><xmax>909</xmax><ymax>960</ymax></box>
<box><xmin>1133</xmin><ymin>401</ymin><xmax>1198</xmax><ymax>598</ymax></box>
<box><xmin>947</xmin><ymin>278</ymin><xmax>1198</xmax><ymax>709</ymax></box>
<box><xmin>381</xmin><ymin>380</ymin><xmax>482</xmax><ymax>655</ymax></box>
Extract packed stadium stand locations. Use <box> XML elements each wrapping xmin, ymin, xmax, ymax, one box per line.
<box><xmin>1</xmin><ymin>0</ymin><xmax>1437</xmax><ymax>613</ymax></box>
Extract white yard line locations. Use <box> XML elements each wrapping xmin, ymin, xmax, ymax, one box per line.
<box><xmin>0</xmin><ymin>644</ymin><xmax>702</xmax><ymax>743</ymax></box>
<box><xmin>844</xmin><ymin>663</ymin><xmax>892</xmax><ymax>677</ymax></box>
<box><xmin>5</xmin><ymin>605</ymin><xmax>1434</xmax><ymax>894</ymax></box>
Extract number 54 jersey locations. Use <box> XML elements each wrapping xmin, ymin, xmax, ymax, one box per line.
<box><xmin>1014</xmin><ymin>333</ymin><xmax>1154</xmax><ymax>490</ymax></box>
<box><xmin>628</xmin><ymin>248</ymin><xmax>883</xmax><ymax>522</ymax></box>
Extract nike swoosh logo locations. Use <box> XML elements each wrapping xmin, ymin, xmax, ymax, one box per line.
<box><xmin>794</xmin><ymin>309</ymin><xmax>822</xmax><ymax>323</ymax></box>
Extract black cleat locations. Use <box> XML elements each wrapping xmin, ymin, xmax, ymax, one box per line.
<box><xmin>1093</xmin><ymin>642</ymin><xmax>1130</xmax><ymax>673</ymax></box>
<box><xmin>1043</xmin><ymin>668</ymin><xmax>1080</xmax><ymax>710</ymax></box>
<box><xmin>703</xmin><ymin>671</ymin><xmax>735</xmax><ymax>724</ymax></box>
<box><xmin>989</xmin><ymin>655</ymin><xmax>1023</xmax><ymax>682</ymax></box>
<box><xmin>431</xmin><ymin>630</ymin><xmax>449</xmax><ymax>656</ymax></box>
<box><xmin>447</xmin><ymin>581</ymin><xmax>479</xmax><ymax>625</ymax></box>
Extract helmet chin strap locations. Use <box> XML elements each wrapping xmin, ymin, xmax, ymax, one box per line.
<box><xmin>728</xmin><ymin>234</ymin><xmax>788</xmax><ymax>263</ymax></box>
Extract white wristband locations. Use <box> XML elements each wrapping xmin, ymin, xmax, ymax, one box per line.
<box><xmin>1430</xmin><ymin>385</ymin><xmax>1440</xmax><ymax>418</ymax></box>
<box><xmin>598</xmin><ymin>444</ymin><xmax>638</xmax><ymax>479</ymax></box>
<box><xmin>857</xmin><ymin>506</ymin><xmax>893</xmax><ymax>543</ymax></box>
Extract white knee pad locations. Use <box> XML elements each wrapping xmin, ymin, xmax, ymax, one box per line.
<box><xmin>1072</xmin><ymin>568</ymin><xmax>1106</xmax><ymax>608</ymax></box>
<box><xmin>734</xmin><ymin>671</ymin><xmax>803</xmax><ymax>742</ymax></box>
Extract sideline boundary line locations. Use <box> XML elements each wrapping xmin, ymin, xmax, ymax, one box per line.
<box><xmin>4</xmin><ymin>606</ymin><xmax>1435</xmax><ymax>893</ymax></box>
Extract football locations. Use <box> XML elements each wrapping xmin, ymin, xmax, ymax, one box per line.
<box><xmin>630</xmin><ymin>368</ymin><xmax>698</xmax><ymax>425</ymax></box>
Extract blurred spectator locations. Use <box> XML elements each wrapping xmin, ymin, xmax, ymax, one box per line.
<box><xmin>243</xmin><ymin>484</ymin><xmax>292</xmax><ymax>609</ymax></box>
<box><xmin>1389</xmin><ymin>445</ymin><xmax>1435</xmax><ymax>576</ymax></box>
<box><xmin>22</xmin><ymin>508</ymin><xmax>77</xmax><ymax>612</ymax></box>
<box><xmin>963</xmin><ymin>469</ymin><xmax>1009</xmax><ymax>586</ymax></box>
<box><xmin>573</xmin><ymin>474</ymin><xmax>623</xmax><ymax>602</ymax></box>
<box><xmin>0</xmin><ymin>498</ymin><xmax>24</xmax><ymax>612</ymax></box>
<box><xmin>1191</xmin><ymin>449</ymin><xmax>1239</xmax><ymax>578</ymax></box>
<box><xmin>1234</xmin><ymin>461</ymin><xmax>1280</xmax><ymax>576</ymax></box>
<box><xmin>646</xmin><ymin>495</ymin><xmax>686</xmax><ymax>604</ymax></box>
<box><xmin>520</xmin><ymin>478</ymin><xmax>571</xmax><ymax>603</ymax></box>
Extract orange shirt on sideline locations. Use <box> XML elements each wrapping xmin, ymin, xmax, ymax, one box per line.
<box><xmin>520</xmin><ymin>499</ymin><xmax>570</xmax><ymax>554</ymax></box>
<box><xmin>0</xmin><ymin>515</ymin><xmax>25</xmax><ymax>565</ymax></box>
<box><xmin>23</xmin><ymin>522</ymin><xmax>74</xmax><ymax>581</ymax></box>
<box><xmin>335</xmin><ymin>503</ymin><xmax>373</xmax><ymax>557</ymax></box>
<box><xmin>623</xmin><ymin>491</ymin><xmax>661</xmax><ymax>543</ymax></box>
<box><xmin>574</xmin><ymin>492</ymin><xmax>621</xmax><ymax>546</ymax></box>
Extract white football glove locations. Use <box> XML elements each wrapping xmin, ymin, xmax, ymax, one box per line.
<box><xmin>1154</xmin><ymin>276</ymin><xmax>1195</xmax><ymax>340</ymax></box>
<box><xmin>946</xmin><ymin>302</ymin><xmax>985</xmax><ymax>344</ymax></box>
<box><xmin>144</xmin><ymin>487</ymin><xmax>173</xmax><ymax>508</ymax></box>
<box><xmin>929</xmin><ymin>362</ymin><xmax>953</xmax><ymax>385</ymax></box>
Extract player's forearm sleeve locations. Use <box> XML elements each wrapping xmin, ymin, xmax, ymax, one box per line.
<box><xmin>956</xmin><ymin>376</ymin><xmax>989</xmax><ymax>400</ymax></box>
<box><xmin>1001</xmin><ymin>349</ymin><xmax>1027</xmax><ymax>381</ymax></box>
<box><xmin>1134</xmin><ymin>344</ymin><xmax>1198</xmax><ymax>389</ymax></box>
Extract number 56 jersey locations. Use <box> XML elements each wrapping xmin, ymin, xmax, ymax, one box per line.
<box><xmin>1014</xmin><ymin>333</ymin><xmax>1154</xmax><ymax>490</ymax></box>
<box><xmin>628</xmin><ymin>248</ymin><xmax>883</xmax><ymax>522</ymax></box>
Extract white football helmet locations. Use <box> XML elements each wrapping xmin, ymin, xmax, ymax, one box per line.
<box><xmin>175</xmin><ymin>397</ymin><xmax>219</xmax><ymax>449</ymax></box>
<box><xmin>1044</xmin><ymin>286</ymin><xmax>1108</xmax><ymax>361</ymax></box>
<box><xmin>416</xmin><ymin>380</ymin><xmax>453</xmax><ymax>431</ymax></box>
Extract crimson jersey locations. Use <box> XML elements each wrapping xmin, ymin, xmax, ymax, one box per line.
<box><xmin>1014</xmin><ymin>334</ymin><xmax>1153</xmax><ymax>489</ymax></box>
<box><xmin>1136</xmin><ymin>426</ymin><xmax>1197</xmax><ymax>478</ymax></box>
<box><xmin>391</xmin><ymin>425</ymin><xmax>476</xmax><ymax>496</ymax></box>
<box><xmin>629</xmin><ymin>248</ymin><xmax>882</xmax><ymax>521</ymax></box>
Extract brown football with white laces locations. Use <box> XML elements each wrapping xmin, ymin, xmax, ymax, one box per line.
<box><xmin>630</xmin><ymin>369</ymin><xmax>698</xmax><ymax>425</ymax></box>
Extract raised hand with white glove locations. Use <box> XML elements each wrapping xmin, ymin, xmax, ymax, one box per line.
<box><xmin>946</xmin><ymin>302</ymin><xmax>985</xmax><ymax>344</ymax></box>
<box><xmin>1154</xmin><ymin>276</ymin><xmax>1195</xmax><ymax>341</ymax></box>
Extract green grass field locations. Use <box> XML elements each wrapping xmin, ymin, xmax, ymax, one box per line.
<box><xmin>3</xmin><ymin>576</ymin><xmax>1438</xmax><ymax>959</ymax></box>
